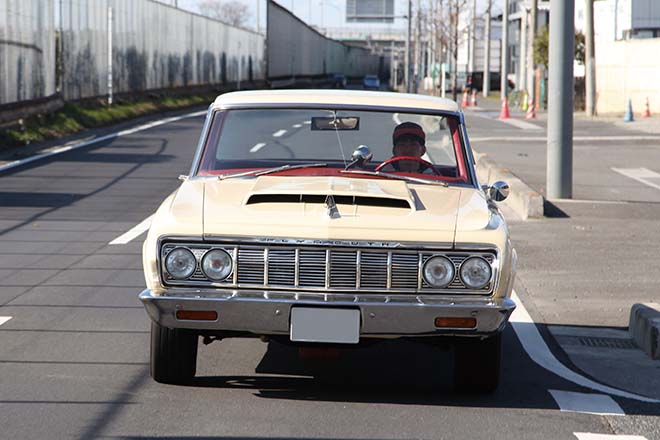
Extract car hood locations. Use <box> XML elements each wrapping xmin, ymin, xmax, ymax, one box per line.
<box><xmin>199</xmin><ymin>176</ymin><xmax>491</xmax><ymax>245</ymax></box>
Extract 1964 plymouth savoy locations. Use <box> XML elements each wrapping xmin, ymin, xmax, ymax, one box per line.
<box><xmin>139</xmin><ymin>89</ymin><xmax>516</xmax><ymax>391</ymax></box>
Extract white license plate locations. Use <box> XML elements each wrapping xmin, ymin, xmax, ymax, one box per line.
<box><xmin>290</xmin><ymin>307</ymin><xmax>360</xmax><ymax>344</ymax></box>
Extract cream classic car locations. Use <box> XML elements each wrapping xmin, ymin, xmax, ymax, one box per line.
<box><xmin>140</xmin><ymin>89</ymin><xmax>516</xmax><ymax>391</ymax></box>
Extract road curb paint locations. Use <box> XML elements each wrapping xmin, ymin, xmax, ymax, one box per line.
<box><xmin>549</xmin><ymin>389</ymin><xmax>625</xmax><ymax>416</ymax></box>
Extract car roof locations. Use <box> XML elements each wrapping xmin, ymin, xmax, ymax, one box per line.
<box><xmin>212</xmin><ymin>89</ymin><xmax>460</xmax><ymax>113</ymax></box>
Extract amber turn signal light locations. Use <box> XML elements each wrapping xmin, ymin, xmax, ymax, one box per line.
<box><xmin>434</xmin><ymin>317</ymin><xmax>477</xmax><ymax>329</ymax></box>
<box><xmin>176</xmin><ymin>310</ymin><xmax>218</xmax><ymax>321</ymax></box>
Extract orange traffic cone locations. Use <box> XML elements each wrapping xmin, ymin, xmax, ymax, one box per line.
<box><xmin>499</xmin><ymin>97</ymin><xmax>510</xmax><ymax>119</ymax></box>
<box><xmin>525</xmin><ymin>98</ymin><xmax>536</xmax><ymax>119</ymax></box>
<box><xmin>471</xmin><ymin>89</ymin><xmax>478</xmax><ymax>106</ymax></box>
<box><xmin>461</xmin><ymin>90</ymin><xmax>470</xmax><ymax>107</ymax></box>
<box><xmin>643</xmin><ymin>97</ymin><xmax>651</xmax><ymax>117</ymax></box>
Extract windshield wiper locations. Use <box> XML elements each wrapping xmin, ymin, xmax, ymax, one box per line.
<box><xmin>218</xmin><ymin>163</ymin><xmax>328</xmax><ymax>180</ymax></box>
<box><xmin>340</xmin><ymin>169</ymin><xmax>449</xmax><ymax>187</ymax></box>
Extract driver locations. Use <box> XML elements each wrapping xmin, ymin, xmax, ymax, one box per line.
<box><xmin>390</xmin><ymin>122</ymin><xmax>428</xmax><ymax>172</ymax></box>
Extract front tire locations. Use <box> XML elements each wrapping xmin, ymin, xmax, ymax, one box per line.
<box><xmin>150</xmin><ymin>321</ymin><xmax>198</xmax><ymax>384</ymax></box>
<box><xmin>453</xmin><ymin>333</ymin><xmax>502</xmax><ymax>393</ymax></box>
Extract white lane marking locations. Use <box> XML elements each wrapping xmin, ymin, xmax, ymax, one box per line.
<box><xmin>499</xmin><ymin>118</ymin><xmax>543</xmax><ymax>130</ymax></box>
<box><xmin>272</xmin><ymin>129</ymin><xmax>287</xmax><ymax>137</ymax></box>
<box><xmin>510</xmin><ymin>290</ymin><xmax>659</xmax><ymax>403</ymax></box>
<box><xmin>292</xmin><ymin>124</ymin><xmax>302</xmax><ymax>128</ymax></box>
<box><xmin>612</xmin><ymin>167</ymin><xmax>660</xmax><ymax>191</ymax></box>
<box><xmin>550</xmin><ymin>390</ymin><xmax>625</xmax><ymax>416</ymax></box>
<box><xmin>574</xmin><ymin>434</ymin><xmax>648</xmax><ymax>440</ymax></box>
<box><xmin>392</xmin><ymin>113</ymin><xmax>402</xmax><ymax>125</ymax></box>
<box><xmin>108</xmin><ymin>215</ymin><xmax>154</xmax><ymax>245</ymax></box>
<box><xmin>470</xmin><ymin>135</ymin><xmax>660</xmax><ymax>142</ymax></box>
<box><xmin>547</xmin><ymin>198</ymin><xmax>630</xmax><ymax>205</ymax></box>
<box><xmin>303</xmin><ymin>120</ymin><xmax>311</xmax><ymax>125</ymax></box>
<box><xmin>249</xmin><ymin>142</ymin><xmax>266</xmax><ymax>153</ymax></box>
<box><xmin>0</xmin><ymin>317</ymin><xmax>12</xmax><ymax>326</ymax></box>
<box><xmin>0</xmin><ymin>110</ymin><xmax>206</xmax><ymax>174</ymax></box>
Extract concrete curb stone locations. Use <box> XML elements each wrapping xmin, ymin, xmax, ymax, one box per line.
<box><xmin>473</xmin><ymin>152</ymin><xmax>545</xmax><ymax>220</ymax></box>
<box><xmin>629</xmin><ymin>303</ymin><xmax>660</xmax><ymax>360</ymax></box>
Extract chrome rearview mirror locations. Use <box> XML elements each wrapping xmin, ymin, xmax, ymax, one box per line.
<box><xmin>487</xmin><ymin>181</ymin><xmax>510</xmax><ymax>202</ymax></box>
<box><xmin>345</xmin><ymin>145</ymin><xmax>373</xmax><ymax>170</ymax></box>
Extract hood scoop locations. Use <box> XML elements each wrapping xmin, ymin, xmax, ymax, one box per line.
<box><xmin>246</xmin><ymin>193</ymin><xmax>411</xmax><ymax>209</ymax></box>
<box><xmin>243</xmin><ymin>176</ymin><xmax>416</xmax><ymax>210</ymax></box>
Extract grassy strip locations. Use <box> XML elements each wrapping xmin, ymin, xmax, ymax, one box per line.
<box><xmin>0</xmin><ymin>94</ymin><xmax>215</xmax><ymax>149</ymax></box>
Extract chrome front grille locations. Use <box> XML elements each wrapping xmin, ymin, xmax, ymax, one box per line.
<box><xmin>161</xmin><ymin>241</ymin><xmax>496</xmax><ymax>294</ymax></box>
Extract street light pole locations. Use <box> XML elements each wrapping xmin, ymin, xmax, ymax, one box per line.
<box><xmin>585</xmin><ymin>0</ymin><xmax>596</xmax><ymax>116</ymax></box>
<box><xmin>501</xmin><ymin>0</ymin><xmax>509</xmax><ymax>101</ymax></box>
<box><xmin>406</xmin><ymin>0</ymin><xmax>412</xmax><ymax>93</ymax></box>
<box><xmin>547</xmin><ymin>0</ymin><xmax>575</xmax><ymax>199</ymax></box>
<box><xmin>483</xmin><ymin>0</ymin><xmax>491</xmax><ymax>97</ymax></box>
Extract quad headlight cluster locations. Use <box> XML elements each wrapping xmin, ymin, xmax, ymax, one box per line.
<box><xmin>422</xmin><ymin>255</ymin><xmax>492</xmax><ymax>290</ymax></box>
<box><xmin>164</xmin><ymin>246</ymin><xmax>233</xmax><ymax>281</ymax></box>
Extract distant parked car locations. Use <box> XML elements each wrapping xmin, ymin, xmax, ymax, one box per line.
<box><xmin>332</xmin><ymin>73</ymin><xmax>347</xmax><ymax>88</ymax></box>
<box><xmin>362</xmin><ymin>74</ymin><xmax>380</xmax><ymax>90</ymax></box>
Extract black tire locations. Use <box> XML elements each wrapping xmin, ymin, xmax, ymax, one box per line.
<box><xmin>150</xmin><ymin>321</ymin><xmax>198</xmax><ymax>385</ymax></box>
<box><xmin>453</xmin><ymin>333</ymin><xmax>502</xmax><ymax>393</ymax></box>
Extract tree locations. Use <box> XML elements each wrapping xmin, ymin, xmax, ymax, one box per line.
<box><xmin>199</xmin><ymin>0</ymin><xmax>251</xmax><ymax>28</ymax></box>
<box><xmin>533</xmin><ymin>25</ymin><xmax>585</xmax><ymax>67</ymax></box>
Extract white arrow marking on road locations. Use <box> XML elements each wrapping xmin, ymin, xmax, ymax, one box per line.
<box><xmin>272</xmin><ymin>129</ymin><xmax>287</xmax><ymax>137</ymax></box>
<box><xmin>550</xmin><ymin>390</ymin><xmax>625</xmax><ymax>416</ymax></box>
<box><xmin>249</xmin><ymin>142</ymin><xmax>266</xmax><ymax>153</ymax></box>
<box><xmin>0</xmin><ymin>317</ymin><xmax>12</xmax><ymax>327</ymax></box>
<box><xmin>574</xmin><ymin>434</ymin><xmax>647</xmax><ymax>440</ymax></box>
<box><xmin>510</xmin><ymin>290</ymin><xmax>659</xmax><ymax>403</ymax></box>
<box><xmin>612</xmin><ymin>167</ymin><xmax>660</xmax><ymax>191</ymax></box>
<box><xmin>109</xmin><ymin>215</ymin><xmax>154</xmax><ymax>245</ymax></box>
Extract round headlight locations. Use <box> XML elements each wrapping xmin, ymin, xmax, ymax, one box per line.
<box><xmin>165</xmin><ymin>247</ymin><xmax>196</xmax><ymax>279</ymax></box>
<box><xmin>460</xmin><ymin>257</ymin><xmax>492</xmax><ymax>289</ymax></box>
<box><xmin>422</xmin><ymin>256</ymin><xmax>455</xmax><ymax>288</ymax></box>
<box><xmin>201</xmin><ymin>249</ymin><xmax>233</xmax><ymax>281</ymax></box>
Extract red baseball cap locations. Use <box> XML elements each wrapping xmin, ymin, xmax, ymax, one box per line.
<box><xmin>393</xmin><ymin>122</ymin><xmax>425</xmax><ymax>145</ymax></box>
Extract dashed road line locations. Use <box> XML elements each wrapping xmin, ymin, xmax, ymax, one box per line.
<box><xmin>0</xmin><ymin>110</ymin><xmax>207</xmax><ymax>174</ymax></box>
<box><xmin>272</xmin><ymin>129</ymin><xmax>287</xmax><ymax>137</ymax></box>
<box><xmin>612</xmin><ymin>167</ymin><xmax>660</xmax><ymax>191</ymax></box>
<box><xmin>550</xmin><ymin>390</ymin><xmax>625</xmax><ymax>416</ymax></box>
<box><xmin>292</xmin><ymin>124</ymin><xmax>302</xmax><ymax>128</ymax></box>
<box><xmin>510</xmin><ymin>290</ymin><xmax>658</xmax><ymax>403</ymax></box>
<box><xmin>574</xmin><ymin>434</ymin><xmax>647</xmax><ymax>440</ymax></box>
<box><xmin>249</xmin><ymin>142</ymin><xmax>267</xmax><ymax>153</ymax></box>
<box><xmin>0</xmin><ymin>317</ymin><xmax>12</xmax><ymax>326</ymax></box>
<box><xmin>303</xmin><ymin>120</ymin><xmax>311</xmax><ymax>125</ymax></box>
<box><xmin>108</xmin><ymin>214</ymin><xmax>154</xmax><ymax>245</ymax></box>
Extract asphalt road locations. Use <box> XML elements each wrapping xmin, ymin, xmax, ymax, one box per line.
<box><xmin>1</xmin><ymin>94</ymin><xmax>659</xmax><ymax>439</ymax></box>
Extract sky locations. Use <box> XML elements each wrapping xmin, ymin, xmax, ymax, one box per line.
<box><xmin>174</xmin><ymin>0</ymin><xmax>506</xmax><ymax>33</ymax></box>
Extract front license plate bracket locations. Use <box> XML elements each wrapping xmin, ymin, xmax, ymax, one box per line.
<box><xmin>290</xmin><ymin>307</ymin><xmax>360</xmax><ymax>344</ymax></box>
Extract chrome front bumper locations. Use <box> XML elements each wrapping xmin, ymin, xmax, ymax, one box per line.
<box><xmin>139</xmin><ymin>288</ymin><xmax>516</xmax><ymax>338</ymax></box>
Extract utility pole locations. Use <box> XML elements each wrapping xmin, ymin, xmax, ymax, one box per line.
<box><xmin>451</xmin><ymin>0</ymin><xmax>459</xmax><ymax>102</ymax></box>
<box><xmin>527</xmin><ymin>0</ymin><xmax>538</xmax><ymax>108</ymax></box>
<box><xmin>483</xmin><ymin>0</ymin><xmax>491</xmax><ymax>97</ymax></box>
<box><xmin>519</xmin><ymin>8</ymin><xmax>528</xmax><ymax>94</ymax></box>
<box><xmin>406</xmin><ymin>0</ymin><xmax>412</xmax><ymax>92</ymax></box>
<box><xmin>469</xmin><ymin>0</ymin><xmax>476</xmax><ymax>82</ymax></box>
<box><xmin>107</xmin><ymin>6</ymin><xmax>113</xmax><ymax>106</ymax></box>
<box><xmin>501</xmin><ymin>0</ymin><xmax>509</xmax><ymax>101</ymax></box>
<box><xmin>256</xmin><ymin>0</ymin><xmax>260</xmax><ymax>33</ymax></box>
<box><xmin>585</xmin><ymin>0</ymin><xmax>596</xmax><ymax>116</ymax></box>
<box><xmin>415</xmin><ymin>0</ymin><xmax>422</xmax><ymax>93</ymax></box>
<box><xmin>547</xmin><ymin>0</ymin><xmax>575</xmax><ymax>199</ymax></box>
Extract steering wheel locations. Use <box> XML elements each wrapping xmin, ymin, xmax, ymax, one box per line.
<box><xmin>375</xmin><ymin>156</ymin><xmax>442</xmax><ymax>175</ymax></box>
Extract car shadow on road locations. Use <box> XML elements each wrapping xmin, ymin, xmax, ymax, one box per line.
<box><xmin>188</xmin><ymin>326</ymin><xmax>566</xmax><ymax>411</ymax></box>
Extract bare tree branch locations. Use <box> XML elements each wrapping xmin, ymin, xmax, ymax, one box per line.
<box><xmin>199</xmin><ymin>0</ymin><xmax>251</xmax><ymax>28</ymax></box>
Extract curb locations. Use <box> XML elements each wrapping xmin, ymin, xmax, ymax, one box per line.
<box><xmin>629</xmin><ymin>303</ymin><xmax>660</xmax><ymax>359</ymax></box>
<box><xmin>473</xmin><ymin>152</ymin><xmax>544</xmax><ymax>220</ymax></box>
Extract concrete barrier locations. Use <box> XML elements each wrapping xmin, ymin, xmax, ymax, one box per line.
<box><xmin>629</xmin><ymin>303</ymin><xmax>660</xmax><ymax>360</ymax></box>
<box><xmin>474</xmin><ymin>152</ymin><xmax>545</xmax><ymax>220</ymax></box>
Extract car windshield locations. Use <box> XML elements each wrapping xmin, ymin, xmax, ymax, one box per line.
<box><xmin>197</xmin><ymin>108</ymin><xmax>470</xmax><ymax>184</ymax></box>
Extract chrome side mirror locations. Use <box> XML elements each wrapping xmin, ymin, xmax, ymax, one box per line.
<box><xmin>487</xmin><ymin>181</ymin><xmax>510</xmax><ymax>202</ymax></box>
<box><xmin>345</xmin><ymin>145</ymin><xmax>373</xmax><ymax>170</ymax></box>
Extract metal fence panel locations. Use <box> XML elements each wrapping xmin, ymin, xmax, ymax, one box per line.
<box><xmin>61</xmin><ymin>0</ymin><xmax>265</xmax><ymax>100</ymax></box>
<box><xmin>0</xmin><ymin>0</ymin><xmax>55</xmax><ymax>105</ymax></box>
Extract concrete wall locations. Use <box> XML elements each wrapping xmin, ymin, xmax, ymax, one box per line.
<box><xmin>595</xmin><ymin>38</ymin><xmax>660</xmax><ymax>114</ymax></box>
<box><xmin>61</xmin><ymin>0</ymin><xmax>265</xmax><ymax>101</ymax></box>
<box><xmin>0</xmin><ymin>0</ymin><xmax>56</xmax><ymax>105</ymax></box>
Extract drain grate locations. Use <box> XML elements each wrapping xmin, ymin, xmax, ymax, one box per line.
<box><xmin>556</xmin><ymin>335</ymin><xmax>637</xmax><ymax>350</ymax></box>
